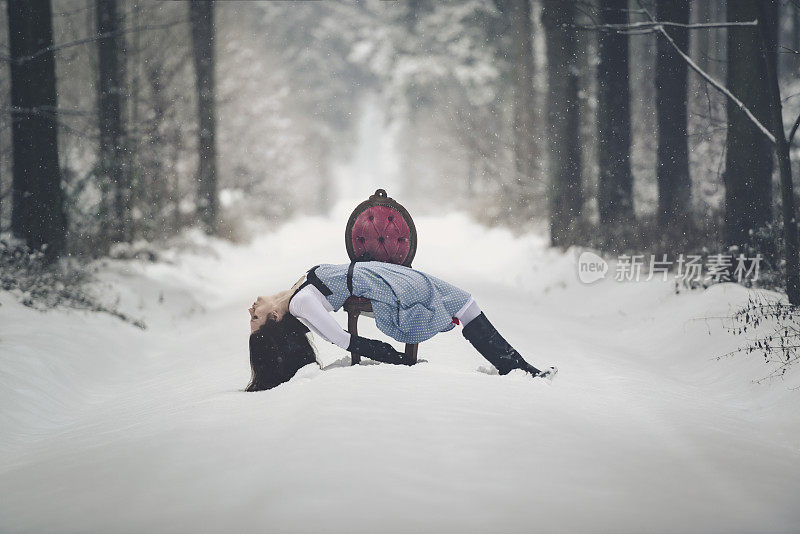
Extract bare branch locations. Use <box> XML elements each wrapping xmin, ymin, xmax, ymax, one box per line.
<box><xmin>0</xmin><ymin>105</ymin><xmax>94</xmax><ymax>117</ymax></box>
<box><xmin>789</xmin><ymin>112</ymin><xmax>800</xmax><ymax>146</ymax></box>
<box><xmin>782</xmin><ymin>91</ymin><xmax>800</xmax><ymax>103</ymax></box>
<box><xmin>657</xmin><ymin>24</ymin><xmax>775</xmax><ymax>143</ymax></box>
<box><xmin>0</xmin><ymin>19</ymin><xmax>190</xmax><ymax>65</ymax></box>
<box><xmin>573</xmin><ymin>19</ymin><xmax>758</xmax><ymax>32</ymax></box>
<box><xmin>632</xmin><ymin>0</ymin><xmax>776</xmax><ymax>144</ymax></box>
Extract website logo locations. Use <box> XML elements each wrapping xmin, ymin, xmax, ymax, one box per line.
<box><xmin>577</xmin><ymin>251</ymin><xmax>608</xmax><ymax>284</ymax></box>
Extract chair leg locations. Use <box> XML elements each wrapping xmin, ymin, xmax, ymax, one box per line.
<box><xmin>347</xmin><ymin>309</ymin><xmax>360</xmax><ymax>365</ymax></box>
<box><xmin>404</xmin><ymin>343</ymin><xmax>418</xmax><ymax>365</ymax></box>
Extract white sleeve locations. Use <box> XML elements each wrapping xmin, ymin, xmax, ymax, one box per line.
<box><xmin>289</xmin><ymin>285</ymin><xmax>352</xmax><ymax>350</ymax></box>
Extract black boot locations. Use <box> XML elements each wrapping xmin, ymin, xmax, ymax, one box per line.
<box><xmin>461</xmin><ymin>312</ymin><xmax>544</xmax><ymax>377</ymax></box>
<box><xmin>347</xmin><ymin>334</ymin><xmax>410</xmax><ymax>365</ymax></box>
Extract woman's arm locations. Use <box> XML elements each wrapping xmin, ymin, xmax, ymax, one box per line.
<box><xmin>289</xmin><ymin>285</ymin><xmax>351</xmax><ymax>349</ymax></box>
<box><xmin>289</xmin><ymin>285</ymin><xmax>407</xmax><ymax>365</ymax></box>
<box><xmin>290</xmin><ymin>274</ymin><xmax>306</xmax><ymax>292</ymax></box>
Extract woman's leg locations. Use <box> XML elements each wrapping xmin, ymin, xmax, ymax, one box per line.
<box><xmin>458</xmin><ymin>296</ymin><xmax>548</xmax><ymax>377</ymax></box>
<box><xmin>454</xmin><ymin>296</ymin><xmax>482</xmax><ymax>326</ymax></box>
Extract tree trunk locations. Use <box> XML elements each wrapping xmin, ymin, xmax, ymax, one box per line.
<box><xmin>756</xmin><ymin>0</ymin><xmax>800</xmax><ymax>305</ymax></box>
<box><xmin>0</xmin><ymin>130</ymin><xmax>3</xmax><ymax>226</ymax></box>
<box><xmin>655</xmin><ymin>0</ymin><xmax>691</xmax><ymax>229</ymax></box>
<box><xmin>127</xmin><ymin>0</ymin><xmax>141</xmax><ymax>239</ymax></box>
<box><xmin>190</xmin><ymin>0</ymin><xmax>218</xmax><ymax>235</ymax></box>
<box><xmin>778</xmin><ymin>0</ymin><xmax>795</xmax><ymax>77</ymax></box>
<box><xmin>692</xmin><ymin>0</ymin><xmax>712</xmax><ymax>74</ymax></box>
<box><xmin>596</xmin><ymin>0</ymin><xmax>633</xmax><ymax>225</ymax></box>
<box><xmin>401</xmin><ymin>0</ymin><xmax>422</xmax><ymax>202</ymax></box>
<box><xmin>96</xmin><ymin>0</ymin><xmax>127</xmax><ymax>244</ymax></box>
<box><xmin>542</xmin><ymin>0</ymin><xmax>582</xmax><ymax>246</ymax></box>
<box><xmin>712</xmin><ymin>0</ymin><xmax>727</xmax><ymax>80</ymax></box>
<box><xmin>794</xmin><ymin>0</ymin><xmax>800</xmax><ymax>74</ymax></box>
<box><xmin>510</xmin><ymin>0</ymin><xmax>538</xmax><ymax>213</ymax></box>
<box><xmin>724</xmin><ymin>0</ymin><xmax>774</xmax><ymax>252</ymax></box>
<box><xmin>7</xmin><ymin>0</ymin><xmax>66</xmax><ymax>258</ymax></box>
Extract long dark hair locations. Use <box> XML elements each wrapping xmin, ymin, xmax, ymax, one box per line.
<box><xmin>246</xmin><ymin>312</ymin><xmax>317</xmax><ymax>392</ymax></box>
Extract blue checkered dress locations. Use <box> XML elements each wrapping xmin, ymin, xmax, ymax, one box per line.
<box><xmin>311</xmin><ymin>261</ymin><xmax>471</xmax><ymax>344</ymax></box>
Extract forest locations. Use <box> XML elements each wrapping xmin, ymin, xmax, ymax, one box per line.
<box><xmin>2</xmin><ymin>1</ymin><xmax>800</xmax><ymax>533</ymax></box>
<box><xmin>2</xmin><ymin>0</ymin><xmax>799</xmax><ymax>297</ymax></box>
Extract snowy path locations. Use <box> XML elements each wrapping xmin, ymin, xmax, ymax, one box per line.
<box><xmin>1</xmin><ymin>204</ymin><xmax>799</xmax><ymax>534</ymax></box>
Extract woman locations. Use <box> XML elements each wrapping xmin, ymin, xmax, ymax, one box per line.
<box><xmin>246</xmin><ymin>260</ymin><xmax>556</xmax><ymax>391</ymax></box>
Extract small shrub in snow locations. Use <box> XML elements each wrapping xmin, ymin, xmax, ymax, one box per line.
<box><xmin>0</xmin><ymin>235</ymin><xmax>145</xmax><ymax>328</ymax></box>
<box><xmin>720</xmin><ymin>294</ymin><xmax>799</xmax><ymax>382</ymax></box>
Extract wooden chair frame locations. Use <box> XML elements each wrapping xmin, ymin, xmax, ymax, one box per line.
<box><xmin>343</xmin><ymin>189</ymin><xmax>419</xmax><ymax>365</ymax></box>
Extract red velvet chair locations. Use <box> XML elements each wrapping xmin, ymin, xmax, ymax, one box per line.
<box><xmin>344</xmin><ymin>189</ymin><xmax>418</xmax><ymax>365</ymax></box>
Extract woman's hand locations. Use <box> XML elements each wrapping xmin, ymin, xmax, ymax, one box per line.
<box><xmin>347</xmin><ymin>335</ymin><xmax>410</xmax><ymax>365</ymax></box>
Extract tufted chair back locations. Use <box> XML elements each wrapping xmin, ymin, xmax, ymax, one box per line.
<box><xmin>345</xmin><ymin>189</ymin><xmax>417</xmax><ymax>266</ymax></box>
<box><xmin>344</xmin><ymin>189</ymin><xmax>419</xmax><ymax>365</ymax></box>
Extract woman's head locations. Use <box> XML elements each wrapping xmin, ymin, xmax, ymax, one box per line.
<box><xmin>249</xmin><ymin>295</ymin><xmax>287</xmax><ymax>333</ymax></box>
<box><xmin>246</xmin><ymin>312</ymin><xmax>316</xmax><ymax>392</ymax></box>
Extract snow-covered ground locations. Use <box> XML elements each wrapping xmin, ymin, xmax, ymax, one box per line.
<box><xmin>1</xmin><ymin>197</ymin><xmax>799</xmax><ymax>534</ymax></box>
